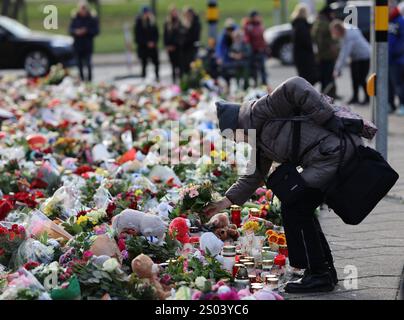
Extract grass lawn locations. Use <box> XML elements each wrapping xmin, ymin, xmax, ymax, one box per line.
<box><xmin>23</xmin><ymin>0</ymin><xmax>302</xmax><ymax>54</ymax></box>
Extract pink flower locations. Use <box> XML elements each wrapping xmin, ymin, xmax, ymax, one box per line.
<box><xmin>219</xmin><ymin>289</ymin><xmax>240</xmax><ymax>300</ymax></box>
<box><xmin>192</xmin><ymin>291</ymin><xmax>202</xmax><ymax>300</ymax></box>
<box><xmin>121</xmin><ymin>250</ymin><xmax>129</xmax><ymax>260</ymax></box>
<box><xmin>189</xmin><ymin>189</ymin><xmax>199</xmax><ymax>198</ymax></box>
<box><xmin>82</xmin><ymin>250</ymin><xmax>93</xmax><ymax>261</ymax></box>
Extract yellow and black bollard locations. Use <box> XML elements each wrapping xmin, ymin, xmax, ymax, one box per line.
<box><xmin>371</xmin><ymin>0</ymin><xmax>389</xmax><ymax>159</ymax></box>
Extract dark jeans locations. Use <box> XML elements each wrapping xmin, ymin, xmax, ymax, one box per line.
<box><xmin>181</xmin><ymin>47</ymin><xmax>198</xmax><ymax>75</ymax></box>
<box><xmin>168</xmin><ymin>50</ymin><xmax>181</xmax><ymax>83</ymax></box>
<box><xmin>140</xmin><ymin>48</ymin><xmax>159</xmax><ymax>80</ymax></box>
<box><xmin>319</xmin><ymin>59</ymin><xmax>336</xmax><ymax>98</ymax></box>
<box><xmin>77</xmin><ymin>52</ymin><xmax>92</xmax><ymax>82</ymax></box>
<box><xmin>389</xmin><ymin>63</ymin><xmax>404</xmax><ymax>107</ymax></box>
<box><xmin>251</xmin><ymin>51</ymin><xmax>267</xmax><ymax>86</ymax></box>
<box><xmin>281</xmin><ymin>188</ymin><xmax>333</xmax><ymax>270</ymax></box>
<box><xmin>350</xmin><ymin>59</ymin><xmax>370</xmax><ymax>102</ymax></box>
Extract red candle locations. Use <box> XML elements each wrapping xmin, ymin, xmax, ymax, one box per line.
<box><xmin>230</xmin><ymin>205</ymin><xmax>241</xmax><ymax>227</ymax></box>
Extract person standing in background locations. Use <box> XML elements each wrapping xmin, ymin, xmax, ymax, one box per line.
<box><xmin>331</xmin><ymin>20</ymin><xmax>371</xmax><ymax>105</ymax></box>
<box><xmin>312</xmin><ymin>5</ymin><xmax>339</xmax><ymax>98</ymax></box>
<box><xmin>164</xmin><ymin>6</ymin><xmax>183</xmax><ymax>83</ymax></box>
<box><xmin>291</xmin><ymin>4</ymin><xmax>317</xmax><ymax>85</ymax></box>
<box><xmin>243</xmin><ymin>11</ymin><xmax>268</xmax><ymax>87</ymax></box>
<box><xmin>388</xmin><ymin>1</ymin><xmax>404</xmax><ymax>115</ymax></box>
<box><xmin>181</xmin><ymin>7</ymin><xmax>201</xmax><ymax>75</ymax></box>
<box><xmin>69</xmin><ymin>0</ymin><xmax>99</xmax><ymax>82</ymax></box>
<box><xmin>134</xmin><ymin>6</ymin><xmax>159</xmax><ymax>82</ymax></box>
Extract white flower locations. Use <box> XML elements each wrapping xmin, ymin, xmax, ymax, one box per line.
<box><xmin>87</xmin><ymin>208</ymin><xmax>107</xmax><ymax>224</ymax></box>
<box><xmin>102</xmin><ymin>258</ymin><xmax>119</xmax><ymax>273</ymax></box>
<box><xmin>195</xmin><ymin>276</ymin><xmax>207</xmax><ymax>290</ymax></box>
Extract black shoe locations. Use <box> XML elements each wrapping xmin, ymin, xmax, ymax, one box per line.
<box><xmin>347</xmin><ymin>98</ymin><xmax>359</xmax><ymax>105</ymax></box>
<box><xmin>285</xmin><ymin>271</ymin><xmax>335</xmax><ymax>294</ymax></box>
<box><xmin>329</xmin><ymin>265</ymin><xmax>338</xmax><ymax>285</ymax></box>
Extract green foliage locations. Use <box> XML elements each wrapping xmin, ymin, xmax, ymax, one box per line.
<box><xmin>72</xmin><ymin>260</ymin><xmax>129</xmax><ymax>299</ymax></box>
<box><xmin>80</xmin><ymin>177</ymin><xmax>101</xmax><ymax>206</ymax></box>
<box><xmin>125</xmin><ymin>233</ymin><xmax>181</xmax><ymax>264</ymax></box>
<box><xmin>164</xmin><ymin>253</ymin><xmax>232</xmax><ymax>286</ymax></box>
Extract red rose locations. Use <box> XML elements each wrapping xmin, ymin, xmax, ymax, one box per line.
<box><xmin>74</xmin><ymin>165</ymin><xmax>94</xmax><ymax>175</ymax></box>
<box><xmin>0</xmin><ymin>199</ymin><xmax>14</xmax><ymax>221</ymax></box>
<box><xmin>106</xmin><ymin>202</ymin><xmax>116</xmax><ymax>218</ymax></box>
<box><xmin>23</xmin><ymin>261</ymin><xmax>40</xmax><ymax>270</ymax></box>
<box><xmin>213</xmin><ymin>169</ymin><xmax>222</xmax><ymax>177</ymax></box>
<box><xmin>117</xmin><ymin>238</ymin><xmax>126</xmax><ymax>251</ymax></box>
<box><xmin>30</xmin><ymin>178</ymin><xmax>48</xmax><ymax>189</ymax></box>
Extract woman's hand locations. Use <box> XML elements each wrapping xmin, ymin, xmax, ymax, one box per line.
<box><xmin>203</xmin><ymin>197</ymin><xmax>233</xmax><ymax>219</ymax></box>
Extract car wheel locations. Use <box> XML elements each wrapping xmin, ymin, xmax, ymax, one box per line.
<box><xmin>278</xmin><ymin>42</ymin><xmax>294</xmax><ymax>65</ymax></box>
<box><xmin>24</xmin><ymin>51</ymin><xmax>50</xmax><ymax>77</ymax></box>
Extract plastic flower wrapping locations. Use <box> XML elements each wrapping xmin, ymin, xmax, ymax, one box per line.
<box><xmin>0</xmin><ymin>74</ymin><xmax>288</xmax><ymax>300</ymax></box>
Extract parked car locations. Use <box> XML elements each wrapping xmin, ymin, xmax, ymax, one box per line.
<box><xmin>0</xmin><ymin>16</ymin><xmax>75</xmax><ymax>77</ymax></box>
<box><xmin>264</xmin><ymin>0</ymin><xmax>371</xmax><ymax>65</ymax></box>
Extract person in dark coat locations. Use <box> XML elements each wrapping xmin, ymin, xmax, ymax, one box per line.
<box><xmin>204</xmin><ymin>77</ymin><xmax>364</xmax><ymax>294</ymax></box>
<box><xmin>312</xmin><ymin>5</ymin><xmax>339</xmax><ymax>98</ymax></box>
<box><xmin>181</xmin><ymin>7</ymin><xmax>201</xmax><ymax>75</ymax></box>
<box><xmin>134</xmin><ymin>6</ymin><xmax>159</xmax><ymax>81</ymax></box>
<box><xmin>164</xmin><ymin>6</ymin><xmax>183</xmax><ymax>83</ymax></box>
<box><xmin>69</xmin><ymin>0</ymin><xmax>99</xmax><ymax>82</ymax></box>
<box><xmin>291</xmin><ymin>3</ymin><xmax>317</xmax><ymax>85</ymax></box>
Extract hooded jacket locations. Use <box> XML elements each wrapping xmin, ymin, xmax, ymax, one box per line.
<box><xmin>389</xmin><ymin>7</ymin><xmax>404</xmax><ymax>65</ymax></box>
<box><xmin>223</xmin><ymin>77</ymin><xmax>362</xmax><ymax>206</ymax></box>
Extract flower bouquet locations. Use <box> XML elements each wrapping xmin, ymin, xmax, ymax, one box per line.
<box><xmin>170</xmin><ymin>181</ymin><xmax>214</xmax><ymax>219</ymax></box>
<box><xmin>0</xmin><ymin>223</ymin><xmax>27</xmax><ymax>266</ymax></box>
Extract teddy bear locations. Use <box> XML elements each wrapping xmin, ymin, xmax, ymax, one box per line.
<box><xmin>168</xmin><ymin>217</ymin><xmax>199</xmax><ymax>244</ymax></box>
<box><xmin>112</xmin><ymin>209</ymin><xmax>167</xmax><ymax>243</ymax></box>
<box><xmin>131</xmin><ymin>253</ymin><xmax>171</xmax><ymax>300</ymax></box>
<box><xmin>205</xmin><ymin>213</ymin><xmax>240</xmax><ymax>241</ymax></box>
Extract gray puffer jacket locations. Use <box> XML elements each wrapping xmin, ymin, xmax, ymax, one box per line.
<box><xmin>225</xmin><ymin>76</ymin><xmax>363</xmax><ymax>206</ymax></box>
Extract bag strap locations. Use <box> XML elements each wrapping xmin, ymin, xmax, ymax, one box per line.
<box><xmin>291</xmin><ymin>108</ymin><xmax>301</xmax><ymax>165</ymax></box>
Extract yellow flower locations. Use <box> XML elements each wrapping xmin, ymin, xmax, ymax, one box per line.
<box><xmin>220</xmin><ymin>151</ymin><xmax>227</xmax><ymax>160</ymax></box>
<box><xmin>134</xmin><ymin>189</ymin><xmax>143</xmax><ymax>197</ymax></box>
<box><xmin>95</xmin><ymin>168</ymin><xmax>108</xmax><ymax>177</ymax></box>
<box><xmin>43</xmin><ymin>204</ymin><xmax>53</xmax><ymax>216</ymax></box>
<box><xmin>243</xmin><ymin>221</ymin><xmax>259</xmax><ymax>232</ymax></box>
<box><xmin>210</xmin><ymin>150</ymin><xmax>219</xmax><ymax>158</ymax></box>
<box><xmin>77</xmin><ymin>215</ymin><xmax>89</xmax><ymax>225</ymax></box>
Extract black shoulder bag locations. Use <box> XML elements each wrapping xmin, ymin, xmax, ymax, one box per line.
<box><xmin>324</xmin><ymin>133</ymin><xmax>399</xmax><ymax>225</ymax></box>
<box><xmin>265</xmin><ymin>112</ymin><xmax>308</xmax><ymax>206</ymax></box>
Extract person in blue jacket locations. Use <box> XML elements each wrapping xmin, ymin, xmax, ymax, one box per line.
<box><xmin>69</xmin><ymin>0</ymin><xmax>99</xmax><ymax>82</ymax></box>
<box><xmin>388</xmin><ymin>2</ymin><xmax>404</xmax><ymax>116</ymax></box>
<box><xmin>215</xmin><ymin>18</ymin><xmax>237</xmax><ymax>66</ymax></box>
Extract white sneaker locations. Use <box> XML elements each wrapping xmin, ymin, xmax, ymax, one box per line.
<box><xmin>396</xmin><ymin>105</ymin><xmax>404</xmax><ymax>116</ymax></box>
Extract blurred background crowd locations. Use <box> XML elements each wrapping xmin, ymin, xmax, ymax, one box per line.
<box><xmin>0</xmin><ymin>0</ymin><xmax>403</xmax><ymax>113</ymax></box>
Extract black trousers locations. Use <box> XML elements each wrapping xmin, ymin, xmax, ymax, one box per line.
<box><xmin>350</xmin><ymin>59</ymin><xmax>370</xmax><ymax>101</ymax></box>
<box><xmin>140</xmin><ymin>48</ymin><xmax>159</xmax><ymax>80</ymax></box>
<box><xmin>319</xmin><ymin>59</ymin><xmax>336</xmax><ymax>98</ymax></box>
<box><xmin>168</xmin><ymin>50</ymin><xmax>181</xmax><ymax>83</ymax></box>
<box><xmin>76</xmin><ymin>52</ymin><xmax>92</xmax><ymax>82</ymax></box>
<box><xmin>281</xmin><ymin>188</ymin><xmax>333</xmax><ymax>270</ymax></box>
